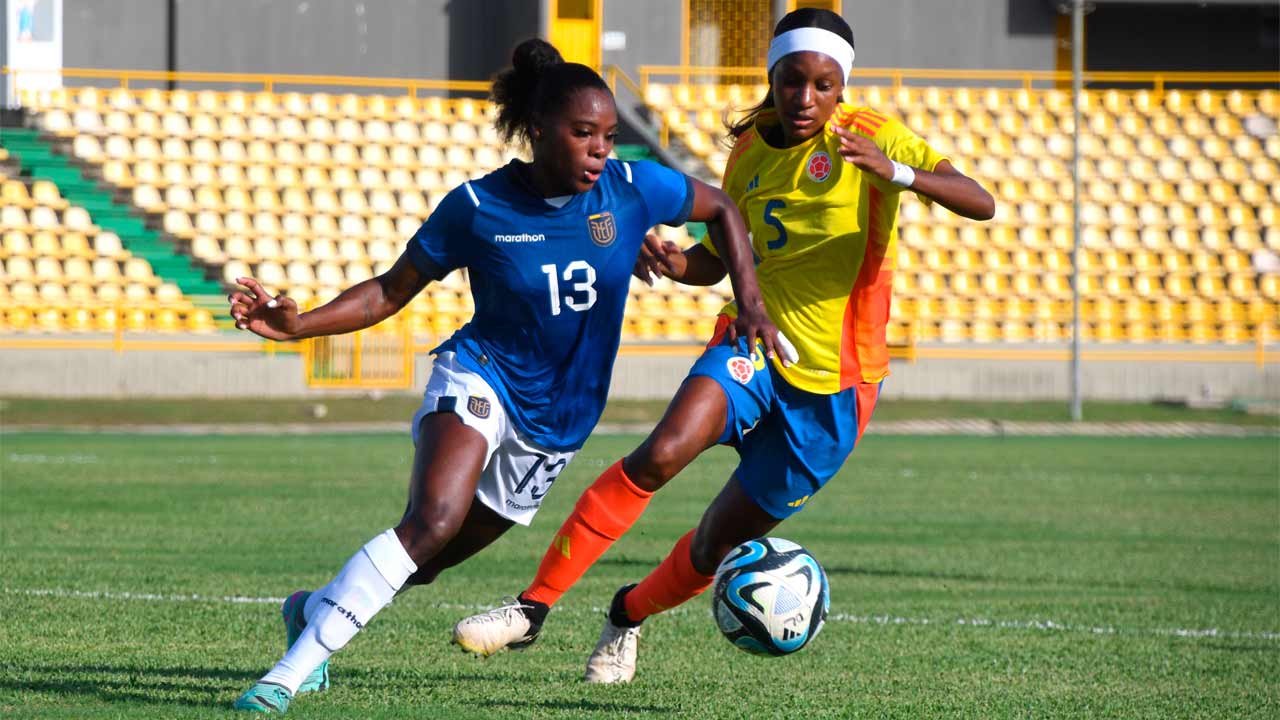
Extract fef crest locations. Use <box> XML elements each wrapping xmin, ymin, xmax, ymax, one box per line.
<box><xmin>587</xmin><ymin>212</ymin><xmax>616</xmax><ymax>247</ymax></box>
<box><xmin>466</xmin><ymin>396</ymin><xmax>491</xmax><ymax>419</ymax></box>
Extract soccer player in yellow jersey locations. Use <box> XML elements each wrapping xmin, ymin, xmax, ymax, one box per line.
<box><xmin>452</xmin><ymin>8</ymin><xmax>994</xmax><ymax>682</ymax></box>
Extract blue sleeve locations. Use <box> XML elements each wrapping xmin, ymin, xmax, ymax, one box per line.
<box><xmin>406</xmin><ymin>184</ymin><xmax>475</xmax><ymax>275</ymax></box>
<box><xmin>628</xmin><ymin>160</ymin><xmax>695</xmax><ymax>228</ymax></box>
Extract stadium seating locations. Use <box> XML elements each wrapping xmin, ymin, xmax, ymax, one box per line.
<box><xmin>0</xmin><ymin>162</ymin><xmax>216</xmax><ymax>333</ymax></box>
<box><xmin>9</xmin><ymin>82</ymin><xmax>1279</xmax><ymax>344</ymax></box>
<box><xmin>644</xmin><ymin>82</ymin><xmax>1280</xmax><ymax>344</ymax></box>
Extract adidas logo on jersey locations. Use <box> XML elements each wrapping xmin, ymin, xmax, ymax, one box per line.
<box><xmin>493</xmin><ymin>233</ymin><xmax>546</xmax><ymax>243</ymax></box>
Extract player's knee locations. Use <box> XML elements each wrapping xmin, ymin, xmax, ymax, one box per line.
<box><xmin>396</xmin><ymin>506</ymin><xmax>465</xmax><ymax>565</ymax></box>
<box><xmin>626</xmin><ymin>435</ymin><xmax>688</xmax><ymax>492</ymax></box>
<box><xmin>688</xmin><ymin>533</ymin><xmax>728</xmax><ymax>577</ymax></box>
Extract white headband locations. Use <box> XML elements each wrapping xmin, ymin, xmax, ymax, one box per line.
<box><xmin>766</xmin><ymin>27</ymin><xmax>855</xmax><ymax>79</ymax></box>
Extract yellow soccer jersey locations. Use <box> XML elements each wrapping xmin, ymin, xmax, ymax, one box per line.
<box><xmin>704</xmin><ymin>103</ymin><xmax>947</xmax><ymax>394</ymax></box>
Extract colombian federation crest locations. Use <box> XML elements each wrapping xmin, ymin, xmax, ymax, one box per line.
<box><xmin>587</xmin><ymin>212</ymin><xmax>616</xmax><ymax>247</ymax></box>
<box><xmin>806</xmin><ymin>151</ymin><xmax>832</xmax><ymax>182</ymax></box>
<box><xmin>727</xmin><ymin>356</ymin><xmax>755</xmax><ymax>384</ymax></box>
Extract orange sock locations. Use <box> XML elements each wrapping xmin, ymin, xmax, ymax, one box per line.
<box><xmin>522</xmin><ymin>459</ymin><xmax>653</xmax><ymax>606</ymax></box>
<box><xmin>623</xmin><ymin>529</ymin><xmax>714</xmax><ymax>622</ymax></box>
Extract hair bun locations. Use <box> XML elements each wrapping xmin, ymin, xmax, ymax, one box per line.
<box><xmin>511</xmin><ymin>38</ymin><xmax>563</xmax><ymax>79</ymax></box>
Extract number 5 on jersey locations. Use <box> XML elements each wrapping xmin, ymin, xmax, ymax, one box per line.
<box><xmin>763</xmin><ymin>199</ymin><xmax>787</xmax><ymax>250</ymax></box>
<box><xmin>541</xmin><ymin>261</ymin><xmax>598</xmax><ymax>316</ymax></box>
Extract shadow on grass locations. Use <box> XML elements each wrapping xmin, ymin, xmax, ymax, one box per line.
<box><xmin>823</xmin><ymin>565</ymin><xmax>1268</xmax><ymax>596</ymax></box>
<box><xmin>477</xmin><ymin>697</ymin><xmax>674</xmax><ymax>715</ymax></box>
<box><xmin>0</xmin><ymin>675</ymin><xmax>235</xmax><ymax>710</ymax></box>
<box><xmin>595</xmin><ymin>556</ymin><xmax>665</xmax><ymax>570</ymax></box>
<box><xmin>0</xmin><ymin>661</ymin><xmax>505</xmax><ymax>711</ymax></box>
<box><xmin>824</xmin><ymin>565</ymin><xmax>994</xmax><ymax>583</ymax></box>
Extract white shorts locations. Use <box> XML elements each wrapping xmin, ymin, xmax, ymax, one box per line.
<box><xmin>411</xmin><ymin>352</ymin><xmax>576</xmax><ymax>526</ymax></box>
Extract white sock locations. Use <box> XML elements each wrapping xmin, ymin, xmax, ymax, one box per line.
<box><xmin>260</xmin><ymin>529</ymin><xmax>417</xmax><ymax>694</ymax></box>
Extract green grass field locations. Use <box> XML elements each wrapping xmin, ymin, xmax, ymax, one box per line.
<box><xmin>2</xmin><ymin>431</ymin><xmax>1277</xmax><ymax>718</ymax></box>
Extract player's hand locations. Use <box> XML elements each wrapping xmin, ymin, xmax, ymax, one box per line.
<box><xmin>832</xmin><ymin>125</ymin><xmax>894</xmax><ymax>181</ymax></box>
<box><xmin>633</xmin><ymin>231</ymin><xmax>687</xmax><ymax>285</ymax></box>
<box><xmin>228</xmin><ymin>276</ymin><xmax>302</xmax><ymax>341</ymax></box>
<box><xmin>726</xmin><ymin>301</ymin><xmax>798</xmax><ymax>368</ymax></box>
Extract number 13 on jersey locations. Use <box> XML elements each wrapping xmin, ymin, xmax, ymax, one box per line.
<box><xmin>541</xmin><ymin>261</ymin><xmax>597</xmax><ymax>316</ymax></box>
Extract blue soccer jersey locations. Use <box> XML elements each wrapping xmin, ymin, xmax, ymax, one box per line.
<box><xmin>406</xmin><ymin>159</ymin><xmax>694</xmax><ymax>451</ymax></box>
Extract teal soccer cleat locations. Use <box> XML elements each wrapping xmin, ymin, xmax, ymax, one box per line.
<box><xmin>232</xmin><ymin>682</ymin><xmax>292</xmax><ymax>714</ymax></box>
<box><xmin>282</xmin><ymin>590</ymin><xmax>330</xmax><ymax>693</ymax></box>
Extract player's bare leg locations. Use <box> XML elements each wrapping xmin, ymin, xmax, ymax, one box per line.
<box><xmin>585</xmin><ymin>475</ymin><xmax>780</xmax><ymax>683</ymax></box>
<box><xmin>452</xmin><ymin>377</ymin><xmax>727</xmax><ymax>657</ymax></box>
<box><xmin>235</xmin><ymin>413</ymin><xmax>488</xmax><ymax>713</ymax></box>
<box><xmin>622</xmin><ymin>376</ymin><xmax>729</xmax><ymax>492</ymax></box>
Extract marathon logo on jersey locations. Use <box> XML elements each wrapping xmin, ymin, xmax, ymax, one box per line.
<box><xmin>587</xmin><ymin>212</ymin><xmax>616</xmax><ymax>247</ymax></box>
<box><xmin>806</xmin><ymin>151</ymin><xmax>832</xmax><ymax>182</ymax></box>
<box><xmin>727</xmin><ymin>356</ymin><xmax>755</xmax><ymax>384</ymax></box>
<box><xmin>467</xmin><ymin>396</ymin><xmax>491</xmax><ymax>419</ymax></box>
<box><xmin>319</xmin><ymin>596</ymin><xmax>364</xmax><ymax>629</ymax></box>
<box><xmin>494</xmin><ymin>232</ymin><xmax>546</xmax><ymax>243</ymax></box>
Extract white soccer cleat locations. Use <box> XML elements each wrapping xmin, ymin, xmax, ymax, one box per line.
<box><xmin>451</xmin><ymin>596</ymin><xmax>543</xmax><ymax>657</ymax></box>
<box><xmin>583</xmin><ymin>616</ymin><xmax>642</xmax><ymax>684</ymax></box>
<box><xmin>584</xmin><ymin>585</ymin><xmax>643</xmax><ymax>684</ymax></box>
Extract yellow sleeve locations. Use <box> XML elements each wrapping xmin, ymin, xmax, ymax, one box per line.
<box><xmin>873</xmin><ymin>115</ymin><xmax>948</xmax><ymax>174</ymax></box>
<box><xmin>836</xmin><ymin>107</ymin><xmax>948</xmax><ymax>200</ymax></box>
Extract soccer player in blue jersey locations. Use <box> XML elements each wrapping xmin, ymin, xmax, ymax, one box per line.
<box><xmin>226</xmin><ymin>39</ymin><xmax>785</xmax><ymax>714</ymax></box>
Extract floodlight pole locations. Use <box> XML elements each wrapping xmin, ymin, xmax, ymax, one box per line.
<box><xmin>1069</xmin><ymin>0</ymin><xmax>1084</xmax><ymax>422</ymax></box>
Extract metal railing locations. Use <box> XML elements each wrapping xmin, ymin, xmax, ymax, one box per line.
<box><xmin>2</xmin><ymin>66</ymin><xmax>492</xmax><ymax>97</ymax></box>
<box><xmin>2</xmin><ymin>324</ymin><xmax>1272</xmax><ymax>367</ymax></box>
<box><xmin>637</xmin><ymin>65</ymin><xmax>1280</xmax><ymax>94</ymax></box>
<box><xmin>304</xmin><ymin>317</ymin><xmax>415</xmax><ymax>389</ymax></box>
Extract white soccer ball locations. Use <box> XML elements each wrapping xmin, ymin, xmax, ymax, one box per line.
<box><xmin>711</xmin><ymin>537</ymin><xmax>829</xmax><ymax>656</ymax></box>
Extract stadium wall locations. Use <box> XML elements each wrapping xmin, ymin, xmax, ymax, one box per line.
<box><xmin>0</xmin><ymin>348</ymin><xmax>1274</xmax><ymax>403</ymax></box>
<box><xmin>51</xmin><ymin>0</ymin><xmax>1066</xmax><ymax>83</ymax></box>
<box><xmin>62</xmin><ymin>0</ymin><xmax>168</xmax><ymax>74</ymax></box>
<box><xmin>601</xmin><ymin>0</ymin><xmax>683</xmax><ymax>79</ymax></box>
<box><xmin>60</xmin><ymin>0</ymin><xmax>536</xmax><ymax>86</ymax></box>
<box><xmin>843</xmin><ymin>0</ymin><xmax>1058</xmax><ymax>72</ymax></box>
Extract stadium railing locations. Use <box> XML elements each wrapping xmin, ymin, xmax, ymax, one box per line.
<box><xmin>3</xmin><ymin>66</ymin><xmax>491</xmax><ymax>97</ymax></box>
<box><xmin>635</xmin><ymin>65</ymin><xmax>1280</xmax><ymax>150</ymax></box>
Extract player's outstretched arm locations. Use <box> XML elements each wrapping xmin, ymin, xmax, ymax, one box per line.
<box><xmin>688</xmin><ymin>179</ymin><xmax>795</xmax><ymax>365</ymax></box>
<box><xmin>633</xmin><ymin>231</ymin><xmax>727</xmax><ymax>287</ymax></box>
<box><xmin>832</xmin><ymin>125</ymin><xmax>995</xmax><ymax>221</ymax></box>
<box><xmin>228</xmin><ymin>251</ymin><xmax>440</xmax><ymax>341</ymax></box>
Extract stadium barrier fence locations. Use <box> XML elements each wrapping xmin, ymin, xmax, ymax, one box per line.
<box><xmin>634</xmin><ymin>65</ymin><xmax>1280</xmax><ymax>149</ymax></box>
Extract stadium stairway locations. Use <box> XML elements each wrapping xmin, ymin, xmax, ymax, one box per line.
<box><xmin>0</xmin><ymin>124</ymin><xmax>228</xmax><ymax>317</ymax></box>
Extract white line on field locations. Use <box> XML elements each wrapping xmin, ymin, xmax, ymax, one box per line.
<box><xmin>7</xmin><ymin>587</ymin><xmax>1278</xmax><ymax>642</ymax></box>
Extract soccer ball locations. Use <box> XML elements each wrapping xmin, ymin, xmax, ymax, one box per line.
<box><xmin>711</xmin><ymin>537</ymin><xmax>829</xmax><ymax>656</ymax></box>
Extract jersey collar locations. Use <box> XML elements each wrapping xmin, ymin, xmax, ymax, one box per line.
<box><xmin>502</xmin><ymin>159</ymin><xmax>588</xmax><ymax>215</ymax></box>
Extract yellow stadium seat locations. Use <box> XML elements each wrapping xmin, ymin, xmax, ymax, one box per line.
<box><xmin>63</xmin><ymin>256</ymin><xmax>92</xmax><ymax>283</ymax></box>
<box><xmin>1250</xmin><ymin>274</ymin><xmax>1280</xmax><ymax>303</ymax></box>
<box><xmin>185</xmin><ymin>309</ymin><xmax>217</xmax><ymax>333</ymax></box>
<box><xmin>1</xmin><ymin>229</ymin><xmax>32</xmax><ymax>259</ymax></box>
<box><xmin>38</xmin><ymin>281</ymin><xmax>66</xmax><ymax>303</ymax></box>
<box><xmin>95</xmin><ymin>282</ymin><xmax>122</xmax><ymax>304</ymax></box>
<box><xmin>34</xmin><ymin>255</ymin><xmax>64</xmax><ymax>281</ymax></box>
<box><xmin>35</xmin><ymin>307</ymin><xmax>65</xmax><ymax>332</ymax></box>
<box><xmin>62</xmin><ymin>306</ymin><xmax>93</xmax><ymax>332</ymax></box>
<box><xmin>149</xmin><ymin>307</ymin><xmax>180</xmax><ymax>333</ymax></box>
